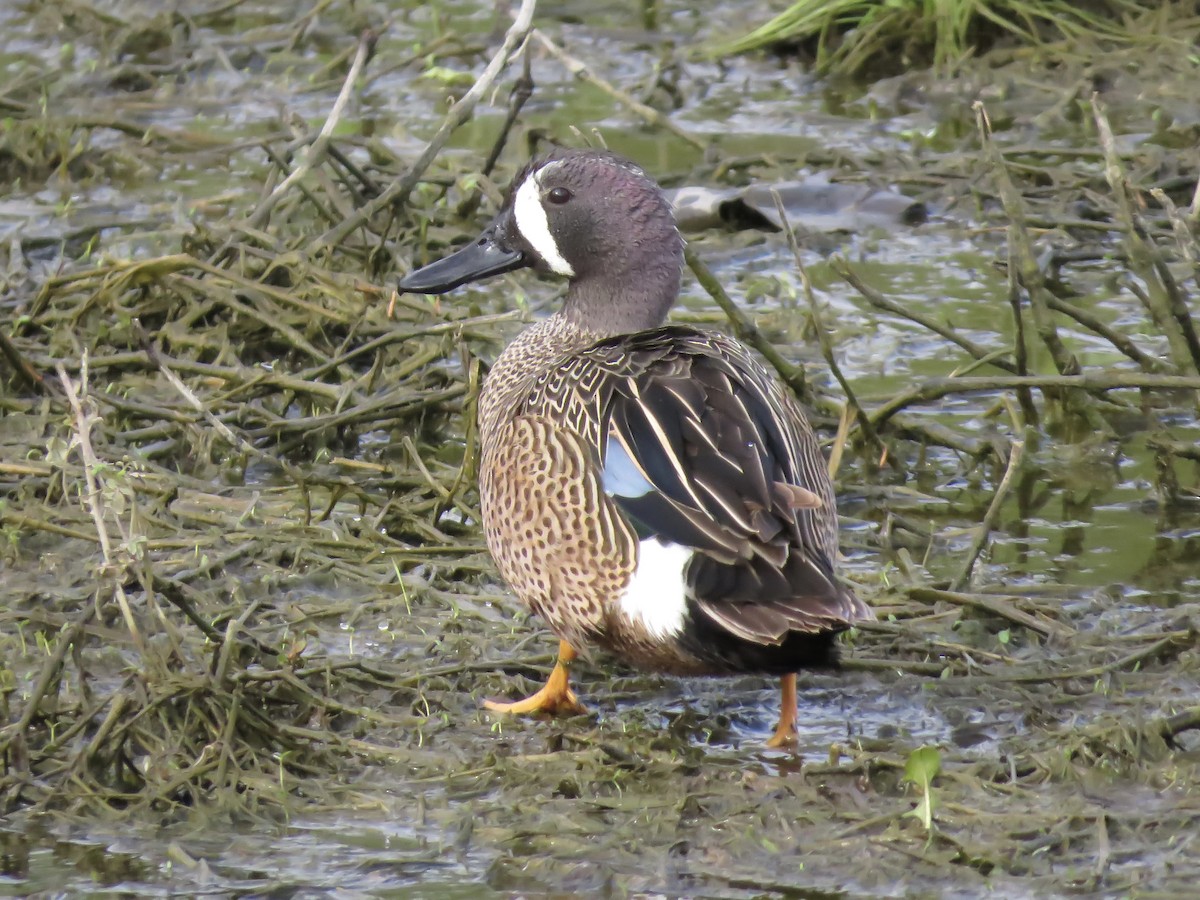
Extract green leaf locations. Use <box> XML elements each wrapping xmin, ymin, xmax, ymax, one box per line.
<box><xmin>420</xmin><ymin>66</ymin><xmax>476</xmax><ymax>87</ymax></box>
<box><xmin>904</xmin><ymin>745</ymin><xmax>941</xmax><ymax>786</ymax></box>
<box><xmin>902</xmin><ymin>745</ymin><xmax>941</xmax><ymax>832</ymax></box>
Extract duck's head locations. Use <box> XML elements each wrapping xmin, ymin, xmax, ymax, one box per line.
<box><xmin>398</xmin><ymin>148</ymin><xmax>685</xmax><ymax>335</ymax></box>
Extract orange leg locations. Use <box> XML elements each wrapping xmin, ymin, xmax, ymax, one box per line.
<box><xmin>765</xmin><ymin>673</ymin><xmax>799</xmax><ymax>748</ymax></box>
<box><xmin>483</xmin><ymin>639</ymin><xmax>587</xmax><ymax>716</ymax></box>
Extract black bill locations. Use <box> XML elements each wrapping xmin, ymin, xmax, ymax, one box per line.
<box><xmin>397</xmin><ymin>223</ymin><xmax>527</xmax><ymax>295</ymax></box>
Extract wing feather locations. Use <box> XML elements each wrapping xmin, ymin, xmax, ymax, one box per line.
<box><xmin>522</xmin><ymin>325</ymin><xmax>872</xmax><ymax>644</ymax></box>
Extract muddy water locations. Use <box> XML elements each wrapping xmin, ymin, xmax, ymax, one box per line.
<box><xmin>3</xmin><ymin>0</ymin><xmax>1200</xmax><ymax>896</ymax></box>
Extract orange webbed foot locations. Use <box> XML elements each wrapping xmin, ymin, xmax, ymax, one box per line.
<box><xmin>483</xmin><ymin>639</ymin><xmax>587</xmax><ymax>717</ymax></box>
<box><xmin>482</xmin><ymin>684</ymin><xmax>586</xmax><ymax>717</ymax></box>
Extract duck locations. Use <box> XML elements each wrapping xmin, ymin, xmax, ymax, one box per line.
<box><xmin>397</xmin><ymin>147</ymin><xmax>872</xmax><ymax>747</ymax></box>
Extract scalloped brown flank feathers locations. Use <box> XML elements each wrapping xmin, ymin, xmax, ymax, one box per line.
<box><xmin>397</xmin><ymin>147</ymin><xmax>873</xmax><ymax>746</ymax></box>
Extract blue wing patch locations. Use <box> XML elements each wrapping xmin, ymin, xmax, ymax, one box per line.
<box><xmin>601</xmin><ymin>435</ymin><xmax>654</xmax><ymax>499</ymax></box>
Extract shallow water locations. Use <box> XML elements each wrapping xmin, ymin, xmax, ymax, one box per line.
<box><xmin>3</xmin><ymin>0</ymin><xmax>1200</xmax><ymax>896</ymax></box>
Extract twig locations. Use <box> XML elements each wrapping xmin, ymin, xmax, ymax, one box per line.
<box><xmin>1006</xmin><ymin>240</ymin><xmax>1039</xmax><ymax>430</ymax></box>
<box><xmin>908</xmin><ymin>587</ymin><xmax>1072</xmax><ymax>640</ymax></box>
<box><xmin>260</xmin><ymin>141</ymin><xmax>344</xmax><ymax>230</ymax></box>
<box><xmin>839</xmin><ymin>657</ymin><xmax>947</xmax><ymax>677</ymax></box>
<box><xmin>1153</xmin><ymin>705</ymin><xmax>1200</xmax><ymax>748</ymax></box>
<box><xmin>1150</xmin><ymin>187</ymin><xmax>1200</xmax><ymax>297</ymax></box>
<box><xmin>1044</xmin><ymin>293</ymin><xmax>1168</xmax><ymax>375</ymax></box>
<box><xmin>772</xmin><ymin>194</ymin><xmax>887</xmax><ymax>464</ymax></box>
<box><xmin>0</xmin><ymin>329</ymin><xmax>50</xmax><ymax>393</ymax></box>
<box><xmin>55</xmin><ymin>360</ymin><xmax>142</xmax><ymax>647</ymax></box>
<box><xmin>132</xmin><ymin>320</ymin><xmax>311</xmax><ymax>491</ymax></box>
<box><xmin>457</xmin><ymin>49</ymin><xmax>535</xmax><ymax>220</ymax></box>
<box><xmin>327</xmin><ymin>142</ymin><xmax>381</xmax><ymax>199</ymax></box>
<box><xmin>530</xmin><ymin>29</ymin><xmax>705</xmax><ymax>152</ymax></box>
<box><xmin>833</xmin><ymin>257</ymin><xmax>1017</xmax><ymax>375</ymax></box>
<box><xmin>1147</xmin><ymin>435</ymin><xmax>1200</xmax><ymax>462</ymax></box>
<box><xmin>885</xmin><ymin>416</ymin><xmax>991</xmax><ymax>459</ymax></box>
<box><xmin>827</xmin><ymin>404</ymin><xmax>852</xmax><ymax>478</ymax></box>
<box><xmin>870</xmin><ymin>372</ymin><xmax>1200</xmax><ymax>429</ymax></box>
<box><xmin>1093</xmin><ymin>96</ymin><xmax>1200</xmax><ymax>375</ymax></box>
<box><xmin>244</xmin><ymin>384</ymin><xmax>464</xmax><ymax>438</ymax></box>
<box><xmin>314</xmin><ymin>0</ymin><xmax>538</xmax><ymax>251</ymax></box>
<box><xmin>200</xmin><ymin>282</ymin><xmax>333</xmax><ymax>365</ymax></box>
<box><xmin>973</xmin><ymin>104</ymin><xmax>1081</xmax><ymax>379</ymax></box>
<box><xmin>245</xmin><ymin>31</ymin><xmax>374</xmax><ymax>231</ymax></box>
<box><xmin>959</xmin><ymin>632</ymin><xmax>1191</xmax><ymax>684</ymax></box>
<box><xmin>683</xmin><ymin>245</ymin><xmax>810</xmax><ymax>403</ymax></box>
<box><xmin>951</xmin><ymin>437</ymin><xmax>1024</xmax><ymax>590</ymax></box>
<box><xmin>0</xmin><ymin>606</ymin><xmax>97</xmax><ymax>758</ymax></box>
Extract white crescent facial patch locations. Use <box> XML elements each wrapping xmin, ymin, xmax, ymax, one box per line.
<box><xmin>512</xmin><ymin>161</ymin><xmax>574</xmax><ymax>277</ymax></box>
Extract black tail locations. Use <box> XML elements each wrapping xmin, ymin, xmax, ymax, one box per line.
<box><xmin>679</xmin><ymin>605</ymin><xmax>845</xmax><ymax>676</ymax></box>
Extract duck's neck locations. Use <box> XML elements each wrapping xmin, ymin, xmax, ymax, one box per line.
<box><xmin>559</xmin><ymin>280</ymin><xmax>667</xmax><ymax>337</ymax></box>
<box><xmin>560</xmin><ymin>239</ymin><xmax>683</xmax><ymax>338</ymax></box>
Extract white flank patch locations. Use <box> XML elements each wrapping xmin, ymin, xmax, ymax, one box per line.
<box><xmin>512</xmin><ymin>164</ymin><xmax>574</xmax><ymax>276</ymax></box>
<box><xmin>617</xmin><ymin>539</ymin><xmax>691</xmax><ymax>639</ymax></box>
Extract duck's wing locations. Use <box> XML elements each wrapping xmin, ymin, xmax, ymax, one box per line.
<box><xmin>571</xmin><ymin>326</ymin><xmax>870</xmax><ymax>644</ymax></box>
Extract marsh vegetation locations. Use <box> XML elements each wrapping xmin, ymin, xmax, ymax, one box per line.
<box><xmin>1</xmin><ymin>0</ymin><xmax>1198</xmax><ymax>894</ymax></box>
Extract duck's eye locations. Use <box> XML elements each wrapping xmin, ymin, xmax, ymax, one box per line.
<box><xmin>547</xmin><ymin>186</ymin><xmax>573</xmax><ymax>205</ymax></box>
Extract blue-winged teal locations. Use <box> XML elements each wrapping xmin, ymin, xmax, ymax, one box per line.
<box><xmin>398</xmin><ymin>148</ymin><xmax>872</xmax><ymax>746</ymax></box>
